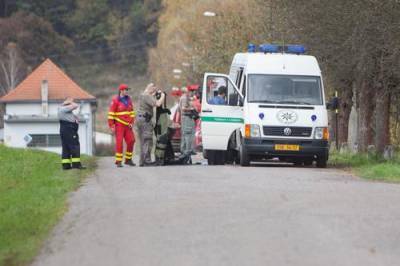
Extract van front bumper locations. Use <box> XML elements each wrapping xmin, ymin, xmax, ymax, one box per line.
<box><xmin>243</xmin><ymin>138</ymin><xmax>329</xmax><ymax>158</ymax></box>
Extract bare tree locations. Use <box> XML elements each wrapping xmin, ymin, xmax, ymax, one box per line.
<box><xmin>0</xmin><ymin>42</ymin><xmax>25</xmax><ymax>95</ymax></box>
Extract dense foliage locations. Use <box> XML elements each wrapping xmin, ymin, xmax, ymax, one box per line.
<box><xmin>0</xmin><ymin>0</ymin><xmax>162</xmax><ymax>94</ymax></box>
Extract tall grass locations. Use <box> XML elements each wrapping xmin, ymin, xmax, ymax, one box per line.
<box><xmin>329</xmin><ymin>151</ymin><xmax>400</xmax><ymax>182</ymax></box>
<box><xmin>0</xmin><ymin>145</ymin><xmax>96</xmax><ymax>266</ymax></box>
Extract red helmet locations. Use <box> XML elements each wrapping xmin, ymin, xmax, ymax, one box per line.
<box><xmin>170</xmin><ymin>86</ymin><xmax>182</xmax><ymax>96</ymax></box>
<box><xmin>187</xmin><ymin>84</ymin><xmax>200</xmax><ymax>91</ymax></box>
<box><xmin>119</xmin><ymin>84</ymin><xmax>130</xmax><ymax>91</ymax></box>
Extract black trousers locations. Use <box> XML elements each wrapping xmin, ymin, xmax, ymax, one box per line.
<box><xmin>60</xmin><ymin>120</ymin><xmax>81</xmax><ymax>169</ymax></box>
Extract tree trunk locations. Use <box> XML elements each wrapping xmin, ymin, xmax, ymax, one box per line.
<box><xmin>338</xmin><ymin>87</ymin><xmax>352</xmax><ymax>145</ymax></box>
<box><xmin>358</xmin><ymin>79</ymin><xmax>374</xmax><ymax>152</ymax></box>
<box><xmin>375</xmin><ymin>90</ymin><xmax>390</xmax><ymax>154</ymax></box>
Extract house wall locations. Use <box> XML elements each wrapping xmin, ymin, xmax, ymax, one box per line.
<box><xmin>6</xmin><ymin>102</ymin><xmax>92</xmax><ymax>116</ymax></box>
<box><xmin>3</xmin><ymin>102</ymin><xmax>94</xmax><ymax>155</ymax></box>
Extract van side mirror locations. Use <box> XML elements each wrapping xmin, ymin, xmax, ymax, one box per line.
<box><xmin>327</xmin><ymin>97</ymin><xmax>339</xmax><ymax>110</ymax></box>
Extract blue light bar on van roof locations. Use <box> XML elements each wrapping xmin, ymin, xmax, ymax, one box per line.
<box><xmin>286</xmin><ymin>45</ymin><xmax>306</xmax><ymax>54</ymax></box>
<box><xmin>248</xmin><ymin>43</ymin><xmax>257</xmax><ymax>52</ymax></box>
<box><xmin>248</xmin><ymin>43</ymin><xmax>307</xmax><ymax>54</ymax></box>
<box><xmin>259</xmin><ymin>44</ymin><xmax>279</xmax><ymax>53</ymax></box>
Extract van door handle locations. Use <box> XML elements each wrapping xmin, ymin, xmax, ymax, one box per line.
<box><xmin>202</xmin><ymin>109</ymin><xmax>213</xmax><ymax>113</ymax></box>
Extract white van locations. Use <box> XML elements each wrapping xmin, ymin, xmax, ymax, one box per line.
<box><xmin>200</xmin><ymin>44</ymin><xmax>329</xmax><ymax>167</ymax></box>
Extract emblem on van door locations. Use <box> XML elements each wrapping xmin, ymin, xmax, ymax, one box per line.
<box><xmin>283</xmin><ymin>127</ymin><xmax>292</xmax><ymax>136</ymax></box>
<box><xmin>277</xmin><ymin>110</ymin><xmax>298</xmax><ymax>124</ymax></box>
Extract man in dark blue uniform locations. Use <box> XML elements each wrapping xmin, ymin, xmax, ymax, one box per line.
<box><xmin>58</xmin><ymin>97</ymin><xmax>85</xmax><ymax>170</ymax></box>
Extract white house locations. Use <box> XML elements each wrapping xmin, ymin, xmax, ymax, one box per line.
<box><xmin>0</xmin><ymin>59</ymin><xmax>97</xmax><ymax>155</ymax></box>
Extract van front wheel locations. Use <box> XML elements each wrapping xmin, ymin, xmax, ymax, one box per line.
<box><xmin>239</xmin><ymin>143</ymin><xmax>250</xmax><ymax>166</ymax></box>
<box><xmin>316</xmin><ymin>155</ymin><xmax>327</xmax><ymax>168</ymax></box>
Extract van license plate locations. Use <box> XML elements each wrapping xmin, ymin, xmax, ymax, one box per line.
<box><xmin>274</xmin><ymin>144</ymin><xmax>300</xmax><ymax>151</ymax></box>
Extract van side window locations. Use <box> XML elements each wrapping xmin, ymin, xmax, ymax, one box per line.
<box><xmin>227</xmin><ymin>79</ymin><xmax>239</xmax><ymax>106</ymax></box>
<box><xmin>206</xmin><ymin>76</ymin><xmax>228</xmax><ymax>105</ymax></box>
<box><xmin>241</xmin><ymin>75</ymin><xmax>246</xmax><ymax>98</ymax></box>
<box><xmin>206</xmin><ymin>76</ymin><xmax>239</xmax><ymax>106</ymax></box>
<box><xmin>235</xmin><ymin>68</ymin><xmax>243</xmax><ymax>87</ymax></box>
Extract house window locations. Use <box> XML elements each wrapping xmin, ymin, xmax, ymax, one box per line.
<box><xmin>28</xmin><ymin>134</ymin><xmax>61</xmax><ymax>147</ymax></box>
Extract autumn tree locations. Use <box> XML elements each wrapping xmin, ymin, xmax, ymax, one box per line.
<box><xmin>0</xmin><ymin>42</ymin><xmax>25</xmax><ymax>95</ymax></box>
<box><xmin>276</xmin><ymin>0</ymin><xmax>400</xmax><ymax>153</ymax></box>
<box><xmin>149</xmin><ymin>0</ymin><xmax>269</xmax><ymax>87</ymax></box>
<box><xmin>0</xmin><ymin>11</ymin><xmax>73</xmax><ymax>67</ymax></box>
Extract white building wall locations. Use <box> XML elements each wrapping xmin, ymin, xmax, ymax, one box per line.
<box><xmin>4</xmin><ymin>121</ymin><xmax>89</xmax><ymax>155</ymax></box>
<box><xmin>6</xmin><ymin>103</ymin><xmax>42</xmax><ymax>115</ymax></box>
<box><xmin>6</xmin><ymin>103</ymin><xmax>92</xmax><ymax>117</ymax></box>
<box><xmin>95</xmin><ymin>131</ymin><xmax>113</xmax><ymax>145</ymax></box>
<box><xmin>3</xmin><ymin>102</ymin><xmax>94</xmax><ymax>155</ymax></box>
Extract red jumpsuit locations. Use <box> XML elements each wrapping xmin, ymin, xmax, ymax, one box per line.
<box><xmin>108</xmin><ymin>96</ymin><xmax>135</xmax><ymax>163</ymax></box>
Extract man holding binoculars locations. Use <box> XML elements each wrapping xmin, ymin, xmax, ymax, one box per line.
<box><xmin>135</xmin><ymin>83</ymin><xmax>166</xmax><ymax>167</ymax></box>
<box><xmin>179</xmin><ymin>86</ymin><xmax>198</xmax><ymax>159</ymax></box>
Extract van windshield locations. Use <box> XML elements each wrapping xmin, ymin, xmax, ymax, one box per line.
<box><xmin>248</xmin><ymin>74</ymin><xmax>323</xmax><ymax>105</ymax></box>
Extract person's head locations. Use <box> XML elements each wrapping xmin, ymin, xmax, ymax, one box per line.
<box><xmin>63</xmin><ymin>97</ymin><xmax>74</xmax><ymax>105</ymax></box>
<box><xmin>144</xmin><ymin>83</ymin><xmax>157</xmax><ymax>95</ymax></box>
<box><xmin>209</xmin><ymin>79</ymin><xmax>218</xmax><ymax>90</ymax></box>
<box><xmin>119</xmin><ymin>84</ymin><xmax>130</xmax><ymax>97</ymax></box>
<box><xmin>171</xmin><ymin>87</ymin><xmax>182</xmax><ymax>101</ymax></box>
<box><xmin>181</xmin><ymin>86</ymin><xmax>188</xmax><ymax>94</ymax></box>
<box><xmin>217</xmin><ymin>86</ymin><xmax>227</xmax><ymax>97</ymax></box>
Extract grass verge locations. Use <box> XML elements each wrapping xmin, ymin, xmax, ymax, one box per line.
<box><xmin>0</xmin><ymin>145</ymin><xmax>97</xmax><ymax>266</ymax></box>
<box><xmin>329</xmin><ymin>151</ymin><xmax>400</xmax><ymax>182</ymax></box>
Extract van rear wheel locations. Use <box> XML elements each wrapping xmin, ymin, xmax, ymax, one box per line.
<box><xmin>207</xmin><ymin>150</ymin><xmax>215</xmax><ymax>165</ymax></box>
<box><xmin>207</xmin><ymin>150</ymin><xmax>225</xmax><ymax>165</ymax></box>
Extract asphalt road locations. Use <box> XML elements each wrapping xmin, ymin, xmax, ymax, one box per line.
<box><xmin>33</xmin><ymin>157</ymin><xmax>400</xmax><ymax>266</ymax></box>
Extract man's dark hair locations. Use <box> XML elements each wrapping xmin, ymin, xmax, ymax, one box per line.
<box><xmin>218</xmin><ymin>86</ymin><xmax>227</xmax><ymax>95</ymax></box>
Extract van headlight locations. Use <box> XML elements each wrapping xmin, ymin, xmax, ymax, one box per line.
<box><xmin>314</xmin><ymin>127</ymin><xmax>329</xmax><ymax>140</ymax></box>
<box><xmin>245</xmin><ymin>124</ymin><xmax>261</xmax><ymax>138</ymax></box>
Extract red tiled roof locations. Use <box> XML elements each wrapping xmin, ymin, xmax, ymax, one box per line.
<box><xmin>0</xmin><ymin>59</ymin><xmax>96</xmax><ymax>103</ymax></box>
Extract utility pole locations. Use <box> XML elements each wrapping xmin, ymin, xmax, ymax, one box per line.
<box><xmin>270</xmin><ymin>0</ymin><xmax>273</xmax><ymax>41</ymax></box>
<box><xmin>335</xmin><ymin>90</ymin><xmax>339</xmax><ymax>150</ymax></box>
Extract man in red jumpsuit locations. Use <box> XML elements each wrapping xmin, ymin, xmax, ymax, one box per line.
<box><xmin>108</xmin><ymin>84</ymin><xmax>136</xmax><ymax>167</ymax></box>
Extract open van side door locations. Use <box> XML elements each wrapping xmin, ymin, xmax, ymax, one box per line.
<box><xmin>201</xmin><ymin>73</ymin><xmax>244</xmax><ymax>150</ymax></box>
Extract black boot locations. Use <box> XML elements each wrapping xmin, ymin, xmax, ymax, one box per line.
<box><xmin>116</xmin><ymin>161</ymin><xmax>123</xmax><ymax>168</ymax></box>
<box><xmin>62</xmin><ymin>164</ymin><xmax>72</xmax><ymax>170</ymax></box>
<box><xmin>125</xmin><ymin>160</ymin><xmax>136</xmax><ymax>166</ymax></box>
<box><xmin>72</xmin><ymin>162</ymin><xmax>86</xmax><ymax>170</ymax></box>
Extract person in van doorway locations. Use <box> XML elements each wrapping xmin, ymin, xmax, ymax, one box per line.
<box><xmin>108</xmin><ymin>84</ymin><xmax>136</xmax><ymax>167</ymax></box>
<box><xmin>209</xmin><ymin>86</ymin><xmax>227</xmax><ymax>105</ymax></box>
<box><xmin>179</xmin><ymin>86</ymin><xmax>196</xmax><ymax>160</ymax></box>
<box><xmin>135</xmin><ymin>83</ymin><xmax>165</xmax><ymax>167</ymax></box>
<box><xmin>58</xmin><ymin>97</ymin><xmax>85</xmax><ymax>170</ymax></box>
